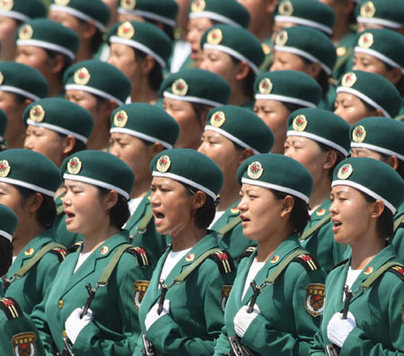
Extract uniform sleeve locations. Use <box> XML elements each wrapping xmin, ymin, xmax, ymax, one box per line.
<box><xmin>241</xmin><ymin>268</ymin><xmax>325</xmax><ymax>355</ymax></box>
<box><xmin>37</xmin><ymin>253</ymin><xmax>62</xmax><ymax>299</ymax></box>
<box><xmin>309</xmin><ymin>331</ymin><xmax>327</xmax><ymax>356</ymax></box>
<box><xmin>213</xmin><ymin>325</ymin><xmax>231</xmax><ymax>356</ymax></box>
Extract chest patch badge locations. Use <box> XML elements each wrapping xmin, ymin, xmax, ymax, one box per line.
<box><xmin>133</xmin><ymin>280</ymin><xmax>150</xmax><ymax>310</ymax></box>
<box><xmin>305</xmin><ymin>283</ymin><xmax>325</xmax><ymax>317</ymax></box>
<box><xmin>12</xmin><ymin>332</ymin><xmax>37</xmax><ymax>356</ymax></box>
<box><xmin>220</xmin><ymin>285</ymin><xmax>232</xmax><ymax>312</ymax></box>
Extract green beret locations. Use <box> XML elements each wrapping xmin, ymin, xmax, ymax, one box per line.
<box><xmin>61</xmin><ymin>150</ymin><xmax>134</xmax><ymax>199</ymax></box>
<box><xmin>0</xmin><ymin>0</ymin><xmax>46</xmax><ymax>22</ymax></box>
<box><xmin>254</xmin><ymin>70</ymin><xmax>322</xmax><ymax>107</ymax></box>
<box><xmin>160</xmin><ymin>68</ymin><xmax>231</xmax><ymax>107</ymax></box>
<box><xmin>205</xmin><ymin>105</ymin><xmax>273</xmax><ymax>154</ymax></box>
<box><xmin>275</xmin><ymin>0</ymin><xmax>335</xmax><ymax>36</ymax></box>
<box><xmin>16</xmin><ymin>19</ymin><xmax>79</xmax><ymax>61</ymax></box>
<box><xmin>107</xmin><ymin>21</ymin><xmax>172</xmax><ymax>68</ymax></box>
<box><xmin>287</xmin><ymin>108</ymin><xmax>351</xmax><ymax>156</ymax></box>
<box><xmin>337</xmin><ymin>70</ymin><xmax>401</xmax><ymax>118</ymax></box>
<box><xmin>350</xmin><ymin>117</ymin><xmax>404</xmax><ymax>161</ymax></box>
<box><xmin>274</xmin><ymin>25</ymin><xmax>337</xmax><ymax>75</ymax></box>
<box><xmin>355</xmin><ymin>29</ymin><xmax>404</xmax><ymax>72</ymax></box>
<box><xmin>118</xmin><ymin>0</ymin><xmax>178</xmax><ymax>28</ymax></box>
<box><xmin>357</xmin><ymin>0</ymin><xmax>404</xmax><ymax>29</ymax></box>
<box><xmin>189</xmin><ymin>0</ymin><xmax>250</xmax><ymax>28</ymax></box>
<box><xmin>64</xmin><ymin>59</ymin><xmax>131</xmax><ymax>106</ymax></box>
<box><xmin>151</xmin><ymin>148</ymin><xmax>223</xmax><ymax>200</ymax></box>
<box><xmin>237</xmin><ymin>153</ymin><xmax>313</xmax><ymax>204</ymax></box>
<box><xmin>201</xmin><ymin>24</ymin><xmax>264</xmax><ymax>74</ymax></box>
<box><xmin>0</xmin><ymin>61</ymin><xmax>49</xmax><ymax>100</ymax></box>
<box><xmin>0</xmin><ymin>109</ymin><xmax>7</xmax><ymax>141</ymax></box>
<box><xmin>23</xmin><ymin>98</ymin><xmax>94</xmax><ymax>144</ymax></box>
<box><xmin>0</xmin><ymin>204</ymin><xmax>17</xmax><ymax>242</ymax></box>
<box><xmin>332</xmin><ymin>157</ymin><xmax>403</xmax><ymax>214</ymax></box>
<box><xmin>50</xmin><ymin>0</ymin><xmax>110</xmax><ymax>32</ymax></box>
<box><xmin>0</xmin><ymin>149</ymin><xmax>61</xmax><ymax>197</ymax></box>
<box><xmin>110</xmin><ymin>103</ymin><xmax>179</xmax><ymax>149</ymax></box>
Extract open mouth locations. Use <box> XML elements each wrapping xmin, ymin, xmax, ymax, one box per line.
<box><xmin>332</xmin><ymin>219</ymin><xmax>342</xmax><ymax>232</ymax></box>
<box><xmin>64</xmin><ymin>210</ymin><xmax>75</xmax><ymax>224</ymax></box>
<box><xmin>153</xmin><ymin>210</ymin><xmax>165</xmax><ymax>221</ymax></box>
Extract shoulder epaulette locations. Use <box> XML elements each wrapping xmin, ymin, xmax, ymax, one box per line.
<box><xmin>208</xmin><ymin>250</ymin><xmax>234</xmax><ymax>274</ymax></box>
<box><xmin>0</xmin><ymin>297</ymin><xmax>23</xmax><ymax>320</ymax></box>
<box><xmin>66</xmin><ymin>241</ymin><xmax>83</xmax><ymax>254</ymax></box>
<box><xmin>239</xmin><ymin>246</ymin><xmax>257</xmax><ymax>260</ymax></box>
<box><xmin>127</xmin><ymin>246</ymin><xmax>149</xmax><ymax>268</ymax></box>
<box><xmin>328</xmin><ymin>258</ymin><xmax>349</xmax><ymax>273</ymax></box>
<box><xmin>49</xmin><ymin>247</ymin><xmax>67</xmax><ymax>262</ymax></box>
<box><xmin>292</xmin><ymin>253</ymin><xmax>321</xmax><ymax>272</ymax></box>
<box><xmin>388</xmin><ymin>265</ymin><xmax>404</xmax><ymax>281</ymax></box>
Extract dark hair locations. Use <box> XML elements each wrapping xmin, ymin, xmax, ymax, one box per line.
<box><xmin>283</xmin><ymin>102</ymin><xmax>306</xmax><ymax>114</ymax></box>
<box><xmin>230</xmin><ymin>56</ymin><xmax>255</xmax><ymax>100</ymax></box>
<box><xmin>184</xmin><ymin>184</ymin><xmax>217</xmax><ymax>229</ymax></box>
<box><xmin>383</xmin><ymin>60</ymin><xmax>404</xmax><ymax>96</ymax></box>
<box><xmin>134</xmin><ymin>49</ymin><xmax>164</xmax><ymax>92</ymax></box>
<box><xmin>98</xmin><ymin>188</ymin><xmax>130</xmax><ymax>229</ymax></box>
<box><xmin>301</xmin><ymin>57</ymin><xmax>330</xmax><ymax>96</ymax></box>
<box><xmin>191</xmin><ymin>103</ymin><xmax>212</xmax><ymax>128</ymax></box>
<box><xmin>17</xmin><ymin>186</ymin><xmax>56</xmax><ymax>229</ymax></box>
<box><xmin>45</xmin><ymin>48</ymin><xmax>73</xmax><ymax>79</ymax></box>
<box><xmin>361</xmin><ymin>191</ymin><xmax>394</xmax><ymax>240</ymax></box>
<box><xmin>272</xmin><ymin>190</ymin><xmax>310</xmax><ymax>235</ymax></box>
<box><xmin>317</xmin><ymin>142</ymin><xmax>346</xmax><ymax>179</ymax></box>
<box><xmin>375</xmin><ymin>151</ymin><xmax>404</xmax><ymax>180</ymax></box>
<box><xmin>0</xmin><ymin>236</ymin><xmax>12</xmax><ymax>276</ymax></box>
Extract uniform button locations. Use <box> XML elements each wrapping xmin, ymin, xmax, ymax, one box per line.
<box><xmin>58</xmin><ymin>300</ymin><xmax>64</xmax><ymax>308</ymax></box>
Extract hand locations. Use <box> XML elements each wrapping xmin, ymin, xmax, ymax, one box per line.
<box><xmin>327</xmin><ymin>311</ymin><xmax>356</xmax><ymax>348</ymax></box>
<box><xmin>233</xmin><ymin>305</ymin><xmax>260</xmax><ymax>338</ymax></box>
<box><xmin>65</xmin><ymin>307</ymin><xmax>93</xmax><ymax>344</ymax></box>
<box><xmin>145</xmin><ymin>299</ymin><xmax>170</xmax><ymax>331</ymax></box>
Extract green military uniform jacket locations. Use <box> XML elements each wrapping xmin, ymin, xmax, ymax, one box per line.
<box><xmin>215</xmin><ymin>234</ymin><xmax>326</xmax><ymax>355</ymax></box>
<box><xmin>310</xmin><ymin>244</ymin><xmax>404</xmax><ymax>355</ymax></box>
<box><xmin>126</xmin><ymin>192</ymin><xmax>170</xmax><ymax>269</ymax></box>
<box><xmin>35</xmin><ymin>231</ymin><xmax>152</xmax><ymax>355</ymax></box>
<box><xmin>300</xmin><ymin>199</ymin><xmax>347</xmax><ymax>272</ymax></box>
<box><xmin>5</xmin><ymin>228</ymin><xmax>64</xmax><ymax>314</ymax></box>
<box><xmin>332</xmin><ymin>31</ymin><xmax>356</xmax><ymax>81</ymax></box>
<box><xmin>0</xmin><ymin>297</ymin><xmax>46</xmax><ymax>355</ymax></box>
<box><xmin>318</xmin><ymin>84</ymin><xmax>337</xmax><ymax>112</ymax></box>
<box><xmin>392</xmin><ymin>201</ymin><xmax>404</xmax><ymax>261</ymax></box>
<box><xmin>212</xmin><ymin>200</ymin><xmax>256</xmax><ymax>266</ymax></box>
<box><xmin>135</xmin><ymin>231</ymin><xmax>235</xmax><ymax>355</ymax></box>
<box><xmin>259</xmin><ymin>37</ymin><xmax>273</xmax><ymax>72</ymax></box>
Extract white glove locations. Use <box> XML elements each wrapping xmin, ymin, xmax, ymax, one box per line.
<box><xmin>233</xmin><ymin>305</ymin><xmax>260</xmax><ymax>338</ymax></box>
<box><xmin>65</xmin><ymin>307</ymin><xmax>93</xmax><ymax>344</ymax></box>
<box><xmin>145</xmin><ymin>299</ymin><xmax>170</xmax><ymax>331</ymax></box>
<box><xmin>327</xmin><ymin>311</ymin><xmax>356</xmax><ymax>348</ymax></box>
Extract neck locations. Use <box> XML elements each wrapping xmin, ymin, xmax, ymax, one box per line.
<box><xmin>251</xmin><ymin>20</ymin><xmax>273</xmax><ymax>42</ymax></box>
<box><xmin>350</xmin><ymin>233</ymin><xmax>385</xmax><ymax>270</ymax></box>
<box><xmin>171</xmin><ymin>225</ymin><xmax>206</xmax><ymax>252</ymax></box>
<box><xmin>310</xmin><ymin>178</ymin><xmax>331</xmax><ymax>211</ymax></box>
<box><xmin>46</xmin><ymin>75</ymin><xmax>63</xmax><ymax>97</ymax></box>
<box><xmin>256</xmin><ymin>224</ymin><xmax>294</xmax><ymax>262</ymax></box>
<box><xmin>12</xmin><ymin>222</ymin><xmax>44</xmax><ymax>257</ymax></box>
<box><xmin>332</xmin><ymin>19</ymin><xmax>351</xmax><ymax>44</ymax></box>
<box><xmin>217</xmin><ymin>179</ymin><xmax>240</xmax><ymax>211</ymax></box>
<box><xmin>1</xmin><ymin>46</ymin><xmax>16</xmax><ymax>61</ymax></box>
<box><xmin>130</xmin><ymin>80</ymin><xmax>158</xmax><ymax>104</ymax></box>
<box><xmin>228</xmin><ymin>89</ymin><xmax>251</xmax><ymax>107</ymax></box>
<box><xmin>130</xmin><ymin>177</ymin><xmax>151</xmax><ymax>199</ymax></box>
<box><xmin>87</xmin><ymin>122</ymin><xmax>110</xmax><ymax>150</ymax></box>
<box><xmin>76</xmin><ymin>42</ymin><xmax>93</xmax><ymax>62</ymax></box>
<box><xmin>82</xmin><ymin>225</ymin><xmax>119</xmax><ymax>253</ymax></box>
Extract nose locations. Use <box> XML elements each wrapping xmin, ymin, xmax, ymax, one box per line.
<box><xmin>24</xmin><ymin>137</ymin><xmax>33</xmax><ymax>150</ymax></box>
<box><xmin>237</xmin><ymin>196</ymin><xmax>247</xmax><ymax>213</ymax></box>
<box><xmin>197</xmin><ymin>141</ymin><xmax>206</xmax><ymax>154</ymax></box>
<box><xmin>150</xmin><ymin>190</ymin><xmax>160</xmax><ymax>207</ymax></box>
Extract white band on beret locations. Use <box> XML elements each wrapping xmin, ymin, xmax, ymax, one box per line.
<box><xmin>254</xmin><ymin>93</ymin><xmax>316</xmax><ymax>108</ymax></box>
<box><xmin>354</xmin><ymin>47</ymin><xmax>404</xmax><ymax>74</ymax></box>
<box><xmin>203</xmin><ymin>43</ymin><xmax>259</xmax><ymax>74</ymax></box>
<box><xmin>16</xmin><ymin>39</ymin><xmax>75</xmax><ymax>61</ymax></box>
<box><xmin>110</xmin><ymin>127</ymin><xmax>173</xmax><ymax>149</ymax></box>
<box><xmin>274</xmin><ymin>45</ymin><xmax>331</xmax><ymax>75</ymax></box>
<box><xmin>241</xmin><ymin>177</ymin><xmax>309</xmax><ymax>203</ymax></box>
<box><xmin>336</xmin><ymin>86</ymin><xmax>389</xmax><ymax>117</ymax></box>
<box><xmin>287</xmin><ymin>130</ymin><xmax>349</xmax><ymax>156</ymax></box>
<box><xmin>0</xmin><ymin>229</ymin><xmax>12</xmax><ymax>242</ymax></box>
<box><xmin>331</xmin><ymin>179</ymin><xmax>396</xmax><ymax>214</ymax></box>
<box><xmin>205</xmin><ymin>125</ymin><xmax>259</xmax><ymax>154</ymax></box>
<box><xmin>357</xmin><ymin>16</ymin><xmax>402</xmax><ymax>29</ymax></box>
<box><xmin>163</xmin><ymin>91</ymin><xmax>223</xmax><ymax>107</ymax></box>
<box><xmin>0</xmin><ymin>177</ymin><xmax>55</xmax><ymax>197</ymax></box>
<box><xmin>50</xmin><ymin>4</ymin><xmax>106</xmax><ymax>32</ymax></box>
<box><xmin>152</xmin><ymin>171</ymin><xmax>217</xmax><ymax>200</ymax></box>
<box><xmin>274</xmin><ymin>15</ymin><xmax>332</xmax><ymax>35</ymax></box>
<box><xmin>27</xmin><ymin>119</ymin><xmax>88</xmax><ymax>144</ymax></box>
<box><xmin>0</xmin><ymin>9</ymin><xmax>30</xmax><ymax>23</ymax></box>
<box><xmin>0</xmin><ymin>85</ymin><xmax>40</xmax><ymax>101</ymax></box>
<box><xmin>65</xmin><ymin>84</ymin><xmax>124</xmax><ymax>106</ymax></box>
<box><xmin>63</xmin><ymin>173</ymin><xmax>129</xmax><ymax>200</ymax></box>
<box><xmin>351</xmin><ymin>142</ymin><xmax>404</xmax><ymax>161</ymax></box>
<box><xmin>110</xmin><ymin>36</ymin><xmax>166</xmax><ymax>67</ymax></box>
<box><xmin>117</xmin><ymin>8</ymin><xmax>176</xmax><ymax>27</ymax></box>
<box><xmin>189</xmin><ymin>11</ymin><xmax>241</xmax><ymax>28</ymax></box>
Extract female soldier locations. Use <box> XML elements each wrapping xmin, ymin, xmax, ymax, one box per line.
<box><xmin>35</xmin><ymin>150</ymin><xmax>152</xmax><ymax>355</ymax></box>
<box><xmin>310</xmin><ymin>157</ymin><xmax>404</xmax><ymax>355</ymax></box>
<box><xmin>136</xmin><ymin>149</ymin><xmax>235</xmax><ymax>355</ymax></box>
<box><xmin>334</xmin><ymin>70</ymin><xmax>401</xmax><ymax>125</ymax></box>
<box><xmin>0</xmin><ymin>149</ymin><xmax>64</xmax><ymax>314</ymax></box>
<box><xmin>253</xmin><ymin>70</ymin><xmax>322</xmax><ymax>153</ymax></box>
<box><xmin>284</xmin><ymin>108</ymin><xmax>350</xmax><ymax>271</ymax></box>
<box><xmin>215</xmin><ymin>153</ymin><xmax>326</xmax><ymax>355</ymax></box>
<box><xmin>161</xmin><ymin>68</ymin><xmax>231</xmax><ymax>149</ymax></box>
<box><xmin>198</xmin><ymin>105</ymin><xmax>273</xmax><ymax>262</ymax></box>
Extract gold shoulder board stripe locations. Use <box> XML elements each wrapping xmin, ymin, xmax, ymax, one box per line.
<box><xmin>0</xmin><ymin>298</ymin><xmax>23</xmax><ymax>320</ymax></box>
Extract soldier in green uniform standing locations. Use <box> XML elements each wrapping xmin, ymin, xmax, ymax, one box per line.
<box><xmin>198</xmin><ymin>105</ymin><xmax>273</xmax><ymax>263</ymax></box>
<box><xmin>284</xmin><ymin>108</ymin><xmax>350</xmax><ymax>272</ymax></box>
<box><xmin>0</xmin><ymin>149</ymin><xmax>65</xmax><ymax>315</ymax></box>
<box><xmin>310</xmin><ymin>157</ymin><xmax>404</xmax><ymax>355</ymax></box>
<box><xmin>215</xmin><ymin>153</ymin><xmax>326</xmax><ymax>355</ymax></box>
<box><xmin>109</xmin><ymin>103</ymin><xmax>179</xmax><ymax>267</ymax></box>
<box><xmin>136</xmin><ymin>149</ymin><xmax>235</xmax><ymax>355</ymax></box>
<box><xmin>33</xmin><ymin>150</ymin><xmax>153</xmax><ymax>355</ymax></box>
